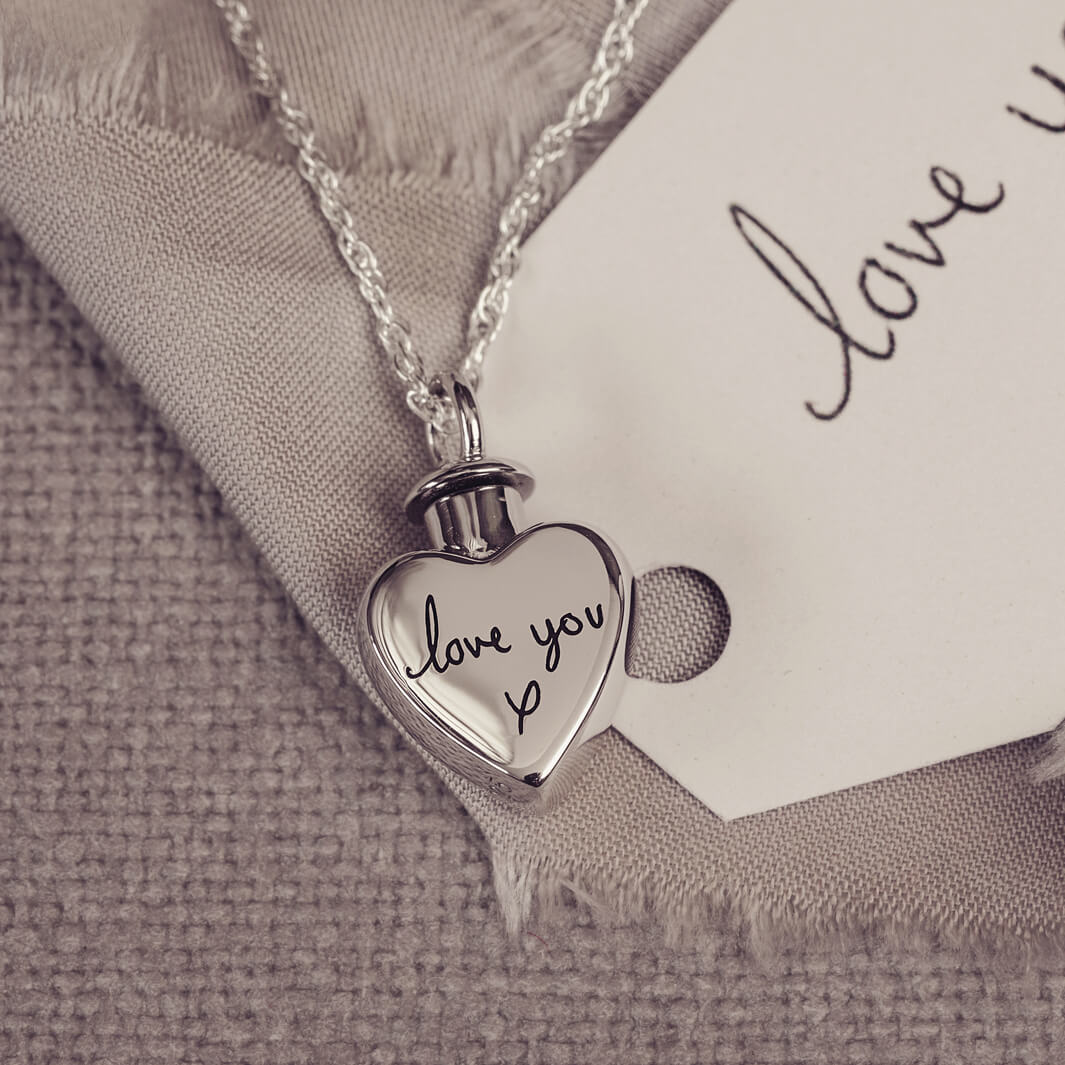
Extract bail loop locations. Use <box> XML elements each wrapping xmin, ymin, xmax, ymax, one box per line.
<box><xmin>410</xmin><ymin>371</ymin><xmax>534</xmax><ymax>556</ymax></box>
<box><xmin>426</xmin><ymin>372</ymin><xmax>483</xmax><ymax>467</ymax></box>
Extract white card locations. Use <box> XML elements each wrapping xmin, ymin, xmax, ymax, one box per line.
<box><xmin>482</xmin><ymin>0</ymin><xmax>1065</xmax><ymax>818</ymax></box>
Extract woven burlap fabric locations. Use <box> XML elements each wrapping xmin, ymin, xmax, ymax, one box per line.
<box><xmin>3</xmin><ymin>0</ymin><xmax>1065</xmax><ymax>979</ymax></box>
<box><xmin>7</xmin><ymin>218</ymin><xmax>1065</xmax><ymax>1065</ymax></box>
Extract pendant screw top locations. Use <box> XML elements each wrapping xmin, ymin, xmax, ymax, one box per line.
<box><xmin>406</xmin><ymin>374</ymin><xmax>534</xmax><ymax>558</ymax></box>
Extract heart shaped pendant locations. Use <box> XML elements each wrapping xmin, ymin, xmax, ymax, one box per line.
<box><xmin>358</xmin><ymin>376</ymin><xmax>632</xmax><ymax>808</ymax></box>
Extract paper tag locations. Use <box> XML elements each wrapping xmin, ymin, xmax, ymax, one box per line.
<box><xmin>482</xmin><ymin>0</ymin><xmax>1065</xmax><ymax>819</ymax></box>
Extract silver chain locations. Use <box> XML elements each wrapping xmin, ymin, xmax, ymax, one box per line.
<box><xmin>213</xmin><ymin>0</ymin><xmax>648</xmax><ymax>434</ymax></box>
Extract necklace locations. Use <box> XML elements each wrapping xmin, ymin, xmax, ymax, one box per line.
<box><xmin>215</xmin><ymin>0</ymin><xmax>644</xmax><ymax>808</ymax></box>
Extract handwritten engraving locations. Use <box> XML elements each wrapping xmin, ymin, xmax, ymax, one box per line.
<box><xmin>404</xmin><ymin>593</ymin><xmax>605</xmax><ymax>737</ymax></box>
<box><xmin>404</xmin><ymin>593</ymin><xmax>512</xmax><ymax>680</ymax></box>
<box><xmin>505</xmin><ymin>680</ymin><xmax>541</xmax><ymax>736</ymax></box>
<box><xmin>530</xmin><ymin>604</ymin><xmax>606</xmax><ymax>673</ymax></box>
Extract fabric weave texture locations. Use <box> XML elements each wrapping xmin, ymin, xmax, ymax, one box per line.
<box><xmin>3</xmin><ymin>220</ymin><xmax>1065</xmax><ymax>1063</ymax></box>
<box><xmin>3</xmin><ymin>13</ymin><xmax>1065</xmax><ymax>1060</ymax></box>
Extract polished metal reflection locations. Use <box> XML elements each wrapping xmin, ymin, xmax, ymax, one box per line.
<box><xmin>422</xmin><ymin>483</ymin><xmax>526</xmax><ymax>559</ymax></box>
<box><xmin>362</xmin><ymin>521</ymin><xmax>630</xmax><ymax>806</ymax></box>
<box><xmin>359</xmin><ymin>375</ymin><xmax>632</xmax><ymax>809</ymax></box>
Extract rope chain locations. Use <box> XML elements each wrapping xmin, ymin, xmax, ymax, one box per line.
<box><xmin>214</xmin><ymin>0</ymin><xmax>648</xmax><ymax>433</ymax></box>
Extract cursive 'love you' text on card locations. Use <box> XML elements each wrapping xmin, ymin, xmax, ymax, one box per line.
<box><xmin>729</xmin><ymin>23</ymin><xmax>1065</xmax><ymax>421</ymax></box>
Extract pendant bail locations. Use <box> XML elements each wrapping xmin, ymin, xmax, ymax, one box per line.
<box><xmin>407</xmin><ymin>373</ymin><xmax>534</xmax><ymax>558</ymax></box>
<box><xmin>426</xmin><ymin>372</ymin><xmax>483</xmax><ymax>467</ymax></box>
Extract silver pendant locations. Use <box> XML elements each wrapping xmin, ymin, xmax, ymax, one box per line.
<box><xmin>359</xmin><ymin>375</ymin><xmax>632</xmax><ymax>808</ymax></box>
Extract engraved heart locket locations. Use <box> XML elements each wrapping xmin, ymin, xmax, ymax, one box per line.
<box><xmin>358</xmin><ymin>375</ymin><xmax>632</xmax><ymax>808</ymax></box>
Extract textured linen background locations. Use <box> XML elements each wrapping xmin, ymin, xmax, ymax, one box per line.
<box><xmin>3</xmin><ymin>1</ymin><xmax>1065</xmax><ymax>1060</ymax></box>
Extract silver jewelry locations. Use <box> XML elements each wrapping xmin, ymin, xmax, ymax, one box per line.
<box><xmin>215</xmin><ymin>0</ymin><xmax>643</xmax><ymax>807</ymax></box>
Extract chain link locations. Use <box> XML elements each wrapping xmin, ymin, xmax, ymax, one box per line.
<box><xmin>214</xmin><ymin>0</ymin><xmax>648</xmax><ymax>433</ymax></box>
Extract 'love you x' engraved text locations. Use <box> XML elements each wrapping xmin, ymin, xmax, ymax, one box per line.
<box><xmin>403</xmin><ymin>593</ymin><xmax>604</xmax><ymax>737</ymax></box>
